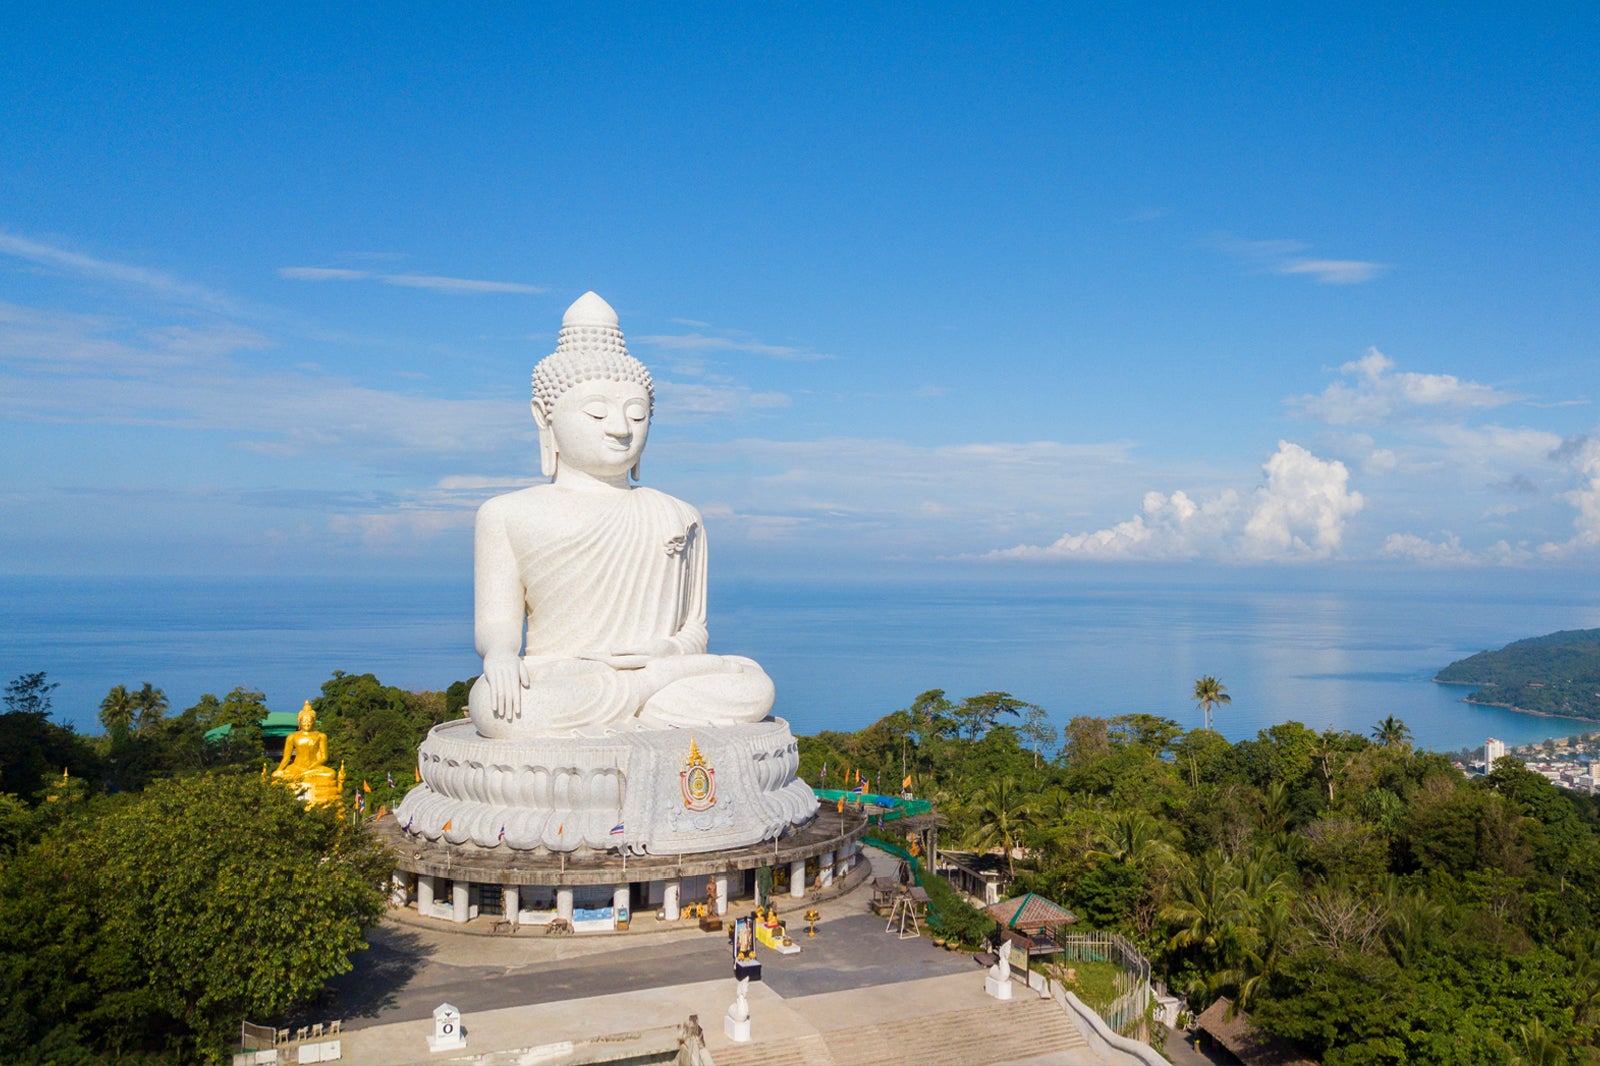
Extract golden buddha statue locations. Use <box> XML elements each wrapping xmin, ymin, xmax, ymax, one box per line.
<box><xmin>272</xmin><ymin>701</ymin><xmax>342</xmax><ymax>806</ymax></box>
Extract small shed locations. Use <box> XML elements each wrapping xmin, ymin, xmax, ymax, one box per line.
<box><xmin>984</xmin><ymin>892</ymin><xmax>1077</xmax><ymax>971</ymax></box>
<box><xmin>1193</xmin><ymin>997</ymin><xmax>1318</xmax><ymax>1066</ymax></box>
<box><xmin>939</xmin><ymin>850</ymin><xmax>1010</xmax><ymax>905</ymax></box>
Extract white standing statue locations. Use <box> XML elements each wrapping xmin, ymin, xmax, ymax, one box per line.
<box><xmin>986</xmin><ymin>940</ymin><xmax>1014</xmax><ymax>1000</ymax></box>
<box><xmin>469</xmin><ymin>291</ymin><xmax>775</xmax><ymax>739</ymax></box>
<box><xmin>724</xmin><ymin>975</ymin><xmax>752</xmax><ymax>1042</ymax></box>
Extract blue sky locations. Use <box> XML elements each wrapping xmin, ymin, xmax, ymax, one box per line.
<box><xmin>2</xmin><ymin>5</ymin><xmax>1597</xmax><ymax>580</ymax></box>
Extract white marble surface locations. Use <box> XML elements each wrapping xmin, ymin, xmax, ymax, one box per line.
<box><xmin>396</xmin><ymin>716</ymin><xmax>817</xmax><ymax>854</ymax></box>
<box><xmin>393</xmin><ymin>292</ymin><xmax>815</xmax><ymax>859</ymax></box>
<box><xmin>468</xmin><ymin>292</ymin><xmax>775</xmax><ymax>739</ymax></box>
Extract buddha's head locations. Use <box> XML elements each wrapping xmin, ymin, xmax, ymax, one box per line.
<box><xmin>298</xmin><ymin>700</ymin><xmax>317</xmax><ymax>732</ymax></box>
<box><xmin>531</xmin><ymin>292</ymin><xmax>655</xmax><ymax>481</ymax></box>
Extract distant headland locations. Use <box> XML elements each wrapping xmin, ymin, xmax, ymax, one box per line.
<box><xmin>1435</xmin><ymin>628</ymin><xmax>1600</xmax><ymax>720</ymax></box>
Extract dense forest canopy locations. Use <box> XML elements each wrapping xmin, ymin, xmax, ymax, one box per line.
<box><xmin>1436</xmin><ymin>629</ymin><xmax>1600</xmax><ymax>720</ymax></box>
<box><xmin>802</xmin><ymin>688</ymin><xmax>1600</xmax><ymax>1066</ymax></box>
<box><xmin>6</xmin><ymin>671</ymin><xmax>1600</xmax><ymax>1064</ymax></box>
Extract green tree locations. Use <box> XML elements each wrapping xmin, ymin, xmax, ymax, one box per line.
<box><xmin>132</xmin><ymin>682</ymin><xmax>169</xmax><ymax>733</ymax></box>
<box><xmin>1018</xmin><ymin>704</ymin><xmax>1056</xmax><ymax>767</ymax></box>
<box><xmin>3</xmin><ymin>672</ymin><xmax>58</xmax><ymax>717</ymax></box>
<box><xmin>963</xmin><ymin>775</ymin><xmax>1033</xmax><ymax>878</ymax></box>
<box><xmin>953</xmin><ymin>691</ymin><xmax>1031</xmax><ymax>742</ymax></box>
<box><xmin>1109</xmin><ymin>713</ymin><xmax>1184</xmax><ymax>755</ymax></box>
<box><xmin>1371</xmin><ymin>715</ymin><xmax>1413</xmax><ymax>749</ymax></box>
<box><xmin>1087</xmin><ymin>808</ymin><xmax>1179</xmax><ymax>871</ymax></box>
<box><xmin>99</xmin><ymin>684</ymin><xmax>136</xmax><ymax>733</ymax></box>
<box><xmin>1192</xmin><ymin>675</ymin><xmax>1230</xmax><ymax>732</ymax></box>
<box><xmin>0</xmin><ymin>773</ymin><xmax>391</xmax><ymax>1061</ymax></box>
<box><xmin>1062</xmin><ymin>715</ymin><xmax>1111</xmax><ymax>769</ymax></box>
<box><xmin>0</xmin><ymin>673</ymin><xmax>99</xmax><ymax>799</ymax></box>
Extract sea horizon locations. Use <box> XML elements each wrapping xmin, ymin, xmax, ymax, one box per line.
<box><xmin>4</xmin><ymin>569</ymin><xmax>1598</xmax><ymax>757</ymax></box>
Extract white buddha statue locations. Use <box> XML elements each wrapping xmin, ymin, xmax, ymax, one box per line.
<box><xmin>467</xmin><ymin>291</ymin><xmax>775</xmax><ymax>738</ymax></box>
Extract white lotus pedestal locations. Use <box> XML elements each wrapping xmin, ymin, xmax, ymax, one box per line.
<box><xmin>395</xmin><ymin>717</ymin><xmax>817</xmax><ymax>856</ymax></box>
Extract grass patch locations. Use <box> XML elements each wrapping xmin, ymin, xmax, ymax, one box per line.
<box><xmin>1035</xmin><ymin>958</ymin><xmax>1125</xmax><ymax>1012</ymax></box>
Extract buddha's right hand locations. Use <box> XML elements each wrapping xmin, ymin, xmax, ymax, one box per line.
<box><xmin>481</xmin><ymin>655</ymin><xmax>530</xmax><ymax>720</ymax></box>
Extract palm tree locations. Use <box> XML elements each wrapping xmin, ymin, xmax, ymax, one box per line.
<box><xmin>1370</xmin><ymin>715</ymin><xmax>1412</xmax><ymax>749</ymax></box>
<box><xmin>1192</xmin><ymin>676</ymin><xmax>1230</xmax><ymax>732</ymax></box>
<box><xmin>964</xmin><ymin>776</ymin><xmax>1034</xmax><ymax>878</ymax></box>
<box><xmin>1162</xmin><ymin>851</ymin><xmax>1250</xmax><ymax>970</ymax></box>
<box><xmin>99</xmin><ymin>684</ymin><xmax>135</xmax><ymax>733</ymax></box>
<box><xmin>132</xmin><ymin>683</ymin><xmax>168</xmax><ymax>734</ymax></box>
<box><xmin>1087</xmin><ymin>808</ymin><xmax>1179</xmax><ymax>871</ymax></box>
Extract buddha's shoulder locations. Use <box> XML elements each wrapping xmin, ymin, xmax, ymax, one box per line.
<box><xmin>476</xmin><ymin>485</ymin><xmax>558</xmax><ymax>522</ymax></box>
<box><xmin>627</xmin><ymin>486</ymin><xmax>702</xmax><ymax>522</ymax></box>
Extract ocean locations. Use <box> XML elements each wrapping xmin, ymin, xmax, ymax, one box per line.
<box><xmin>4</xmin><ymin>572</ymin><xmax>1599</xmax><ymax>755</ymax></box>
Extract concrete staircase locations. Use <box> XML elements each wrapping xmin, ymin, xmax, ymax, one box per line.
<box><xmin>714</xmin><ymin>994</ymin><xmax>1094</xmax><ymax>1066</ymax></box>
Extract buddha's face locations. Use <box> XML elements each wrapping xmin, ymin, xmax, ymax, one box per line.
<box><xmin>298</xmin><ymin>707</ymin><xmax>316</xmax><ymax>731</ymax></box>
<box><xmin>545</xmin><ymin>378</ymin><xmax>651</xmax><ymax>479</ymax></box>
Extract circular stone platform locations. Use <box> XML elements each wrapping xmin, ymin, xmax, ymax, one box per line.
<box><xmin>379</xmin><ymin>804</ymin><xmax>867</xmax><ymax>887</ymax></box>
<box><xmin>378</xmin><ymin>803</ymin><xmax>869</xmax><ymax>930</ymax></box>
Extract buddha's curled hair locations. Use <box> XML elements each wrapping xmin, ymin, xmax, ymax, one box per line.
<box><xmin>531</xmin><ymin>320</ymin><xmax>655</xmax><ymax>414</ymax></box>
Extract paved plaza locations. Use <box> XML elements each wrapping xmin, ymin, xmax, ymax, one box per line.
<box><xmin>293</xmin><ymin>851</ymin><xmax>1141</xmax><ymax>1065</ymax></box>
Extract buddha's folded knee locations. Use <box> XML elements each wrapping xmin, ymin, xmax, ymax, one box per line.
<box><xmin>636</xmin><ymin>666</ymin><xmax>774</xmax><ymax>727</ymax></box>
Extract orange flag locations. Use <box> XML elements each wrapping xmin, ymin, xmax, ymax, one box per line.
<box><xmin>836</xmin><ymin>796</ymin><xmax>845</xmax><ymax>813</ymax></box>
<box><xmin>361</xmin><ymin>780</ymin><xmax>372</xmax><ymax>793</ymax></box>
<box><xmin>441</xmin><ymin>819</ymin><xmax>453</xmax><ymax>831</ymax></box>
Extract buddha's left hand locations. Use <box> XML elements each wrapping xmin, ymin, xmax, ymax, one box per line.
<box><xmin>582</xmin><ymin>639</ymin><xmax>681</xmax><ymax>669</ymax></box>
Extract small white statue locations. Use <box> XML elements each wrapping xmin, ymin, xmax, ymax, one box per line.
<box><xmin>724</xmin><ymin>976</ymin><xmax>751</xmax><ymax>1042</ymax></box>
<box><xmin>990</xmin><ymin>940</ymin><xmax>1012</xmax><ymax>982</ymax></box>
<box><xmin>985</xmin><ymin>940</ymin><xmax>1014</xmax><ymax>1001</ymax></box>
<box><xmin>468</xmin><ymin>292</ymin><xmax>776</xmax><ymax>738</ymax></box>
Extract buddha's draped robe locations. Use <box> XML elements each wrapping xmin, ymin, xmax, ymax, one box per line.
<box><xmin>472</xmin><ymin>486</ymin><xmax>771</xmax><ymax>734</ymax></box>
<box><xmin>515</xmin><ymin>487</ymin><xmax>708</xmax><ymax>661</ymax></box>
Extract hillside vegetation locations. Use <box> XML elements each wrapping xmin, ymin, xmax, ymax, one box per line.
<box><xmin>1436</xmin><ymin>629</ymin><xmax>1600</xmax><ymax>719</ymax></box>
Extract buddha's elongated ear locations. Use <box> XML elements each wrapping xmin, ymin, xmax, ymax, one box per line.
<box><xmin>631</xmin><ymin>459</ymin><xmax>641</xmax><ymax>483</ymax></box>
<box><xmin>531</xmin><ymin>399</ymin><xmax>558</xmax><ymax>479</ymax></box>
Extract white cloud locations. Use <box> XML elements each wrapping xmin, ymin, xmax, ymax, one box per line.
<box><xmin>1242</xmin><ymin>442</ymin><xmax>1366</xmax><ymax>556</ymax></box>
<box><xmin>652</xmin><ymin>436</ymin><xmax>1143</xmax><ymax>554</ymax></box>
<box><xmin>1377</xmin><ymin>532</ymin><xmax>1479</xmax><ymax>566</ymax></box>
<box><xmin>1275</xmin><ymin>259</ymin><xmax>1387</xmax><ymax>284</ymax></box>
<box><xmin>1541</xmin><ymin>437</ymin><xmax>1600</xmax><ymax>554</ymax></box>
<box><xmin>654</xmin><ymin>380</ymin><xmax>792</xmax><ymax>417</ymax></box>
<box><xmin>277</xmin><ymin>266</ymin><xmax>545</xmax><ymax>294</ymax></box>
<box><xmin>0</xmin><ymin>299</ymin><xmax>532</xmax><ymax>468</ymax></box>
<box><xmin>635</xmin><ymin>330</ymin><xmax>833</xmax><ymax>361</ymax></box>
<box><xmin>988</xmin><ymin>441</ymin><xmax>1363</xmax><ymax>563</ymax></box>
<box><xmin>1213</xmin><ymin>235</ymin><xmax>1389</xmax><ymax>285</ymax></box>
<box><xmin>1291</xmin><ymin>349</ymin><xmax>1519</xmax><ymax>425</ymax></box>
<box><xmin>0</xmin><ymin>232</ymin><xmax>240</xmax><ymax>312</ymax></box>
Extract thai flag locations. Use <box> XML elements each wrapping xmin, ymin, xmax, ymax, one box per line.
<box><xmin>386</xmin><ymin>772</ymin><xmax>395</xmax><ymax>790</ymax></box>
<box><xmin>851</xmin><ymin>781</ymin><xmax>865</xmax><ymax>795</ymax></box>
<box><xmin>820</xmin><ymin>762</ymin><xmax>827</xmax><ymax>782</ymax></box>
<box><xmin>497</xmin><ymin>824</ymin><xmax>507</xmax><ymax>842</ymax></box>
<box><xmin>610</xmin><ymin>822</ymin><xmax>625</xmax><ymax>837</ymax></box>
